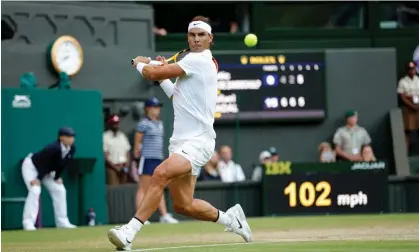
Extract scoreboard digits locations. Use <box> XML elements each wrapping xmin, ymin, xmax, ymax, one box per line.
<box><xmin>214</xmin><ymin>51</ymin><xmax>326</xmax><ymax>123</ymax></box>
<box><xmin>264</xmin><ymin>97</ymin><xmax>279</xmax><ymax>109</ymax></box>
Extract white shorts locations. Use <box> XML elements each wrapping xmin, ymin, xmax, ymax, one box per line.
<box><xmin>169</xmin><ymin>136</ymin><xmax>215</xmax><ymax>176</ymax></box>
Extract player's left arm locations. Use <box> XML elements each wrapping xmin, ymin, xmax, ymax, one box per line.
<box><xmin>134</xmin><ymin>53</ymin><xmax>203</xmax><ymax>81</ymax></box>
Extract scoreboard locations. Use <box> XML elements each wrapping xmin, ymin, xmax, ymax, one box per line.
<box><xmin>214</xmin><ymin>51</ymin><xmax>326</xmax><ymax>123</ymax></box>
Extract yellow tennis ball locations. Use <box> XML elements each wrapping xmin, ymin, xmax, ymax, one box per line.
<box><xmin>244</xmin><ymin>33</ymin><xmax>258</xmax><ymax>47</ymax></box>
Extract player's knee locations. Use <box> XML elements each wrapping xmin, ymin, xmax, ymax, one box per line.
<box><xmin>151</xmin><ymin>167</ymin><xmax>169</xmax><ymax>186</ymax></box>
<box><xmin>29</xmin><ymin>185</ymin><xmax>41</xmax><ymax>196</ymax></box>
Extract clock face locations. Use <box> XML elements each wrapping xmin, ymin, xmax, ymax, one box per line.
<box><xmin>51</xmin><ymin>36</ymin><xmax>83</xmax><ymax>76</ymax></box>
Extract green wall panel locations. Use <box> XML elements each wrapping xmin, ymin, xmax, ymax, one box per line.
<box><xmin>1</xmin><ymin>88</ymin><xmax>107</xmax><ymax>229</ymax></box>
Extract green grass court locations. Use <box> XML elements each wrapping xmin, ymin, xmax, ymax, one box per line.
<box><xmin>2</xmin><ymin>214</ymin><xmax>419</xmax><ymax>252</ymax></box>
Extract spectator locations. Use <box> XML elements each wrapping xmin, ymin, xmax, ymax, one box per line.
<box><xmin>268</xmin><ymin>146</ymin><xmax>279</xmax><ymax>162</ymax></box>
<box><xmin>103</xmin><ymin>114</ymin><xmax>131</xmax><ymax>185</ymax></box>
<box><xmin>198</xmin><ymin>151</ymin><xmax>221</xmax><ymax>181</ymax></box>
<box><xmin>21</xmin><ymin>127</ymin><xmax>77</xmax><ymax>230</ymax></box>
<box><xmin>361</xmin><ymin>145</ymin><xmax>376</xmax><ymax>162</ymax></box>
<box><xmin>333</xmin><ymin>110</ymin><xmax>372</xmax><ymax>161</ymax></box>
<box><xmin>318</xmin><ymin>142</ymin><xmax>336</xmax><ymax>163</ymax></box>
<box><xmin>251</xmin><ymin>150</ymin><xmax>272</xmax><ymax>182</ymax></box>
<box><xmin>133</xmin><ymin>97</ymin><xmax>178</xmax><ymax>224</ymax></box>
<box><xmin>218</xmin><ymin>145</ymin><xmax>245</xmax><ymax>183</ymax></box>
<box><xmin>397</xmin><ymin>61</ymin><xmax>419</xmax><ymax>151</ymax></box>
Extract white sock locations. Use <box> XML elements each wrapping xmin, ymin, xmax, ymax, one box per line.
<box><xmin>215</xmin><ymin>210</ymin><xmax>232</xmax><ymax>227</ymax></box>
<box><xmin>128</xmin><ymin>217</ymin><xmax>144</xmax><ymax>232</ymax></box>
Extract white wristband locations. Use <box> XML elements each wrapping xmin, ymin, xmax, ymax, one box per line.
<box><xmin>159</xmin><ymin>79</ymin><xmax>175</xmax><ymax>98</ymax></box>
<box><xmin>136</xmin><ymin>63</ymin><xmax>146</xmax><ymax>75</ymax></box>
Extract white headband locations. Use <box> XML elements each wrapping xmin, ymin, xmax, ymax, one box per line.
<box><xmin>188</xmin><ymin>21</ymin><xmax>212</xmax><ymax>34</ymax></box>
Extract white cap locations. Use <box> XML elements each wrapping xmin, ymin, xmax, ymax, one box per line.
<box><xmin>259</xmin><ymin>151</ymin><xmax>271</xmax><ymax>161</ymax></box>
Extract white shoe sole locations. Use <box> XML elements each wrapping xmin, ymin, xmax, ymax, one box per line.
<box><xmin>108</xmin><ymin>229</ymin><xmax>131</xmax><ymax>250</ymax></box>
<box><xmin>116</xmin><ymin>245</ymin><xmax>132</xmax><ymax>251</ymax></box>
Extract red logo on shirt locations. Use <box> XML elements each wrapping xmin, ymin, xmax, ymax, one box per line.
<box><xmin>212</xmin><ymin>57</ymin><xmax>219</xmax><ymax>72</ymax></box>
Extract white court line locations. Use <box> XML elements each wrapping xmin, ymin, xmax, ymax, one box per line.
<box><xmin>131</xmin><ymin>241</ymin><xmax>279</xmax><ymax>251</ymax></box>
<box><xmin>126</xmin><ymin>235</ymin><xmax>419</xmax><ymax>251</ymax></box>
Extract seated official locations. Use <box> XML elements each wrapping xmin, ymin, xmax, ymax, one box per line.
<box><xmin>21</xmin><ymin>127</ymin><xmax>77</xmax><ymax>231</ymax></box>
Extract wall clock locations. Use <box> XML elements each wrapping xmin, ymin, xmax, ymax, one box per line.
<box><xmin>48</xmin><ymin>35</ymin><xmax>83</xmax><ymax>76</ymax></box>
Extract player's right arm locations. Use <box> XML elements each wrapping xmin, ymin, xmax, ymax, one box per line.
<box><xmin>133</xmin><ymin>54</ymin><xmax>198</xmax><ymax>81</ymax></box>
<box><xmin>132</xmin><ymin>56</ymin><xmax>185</xmax><ymax>81</ymax></box>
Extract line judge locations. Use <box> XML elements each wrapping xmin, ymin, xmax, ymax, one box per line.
<box><xmin>21</xmin><ymin>127</ymin><xmax>77</xmax><ymax>230</ymax></box>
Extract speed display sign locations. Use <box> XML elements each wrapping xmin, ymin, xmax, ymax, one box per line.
<box><xmin>262</xmin><ymin>161</ymin><xmax>388</xmax><ymax>215</ymax></box>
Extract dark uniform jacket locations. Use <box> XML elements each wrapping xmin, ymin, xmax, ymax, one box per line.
<box><xmin>31</xmin><ymin>140</ymin><xmax>76</xmax><ymax>180</ymax></box>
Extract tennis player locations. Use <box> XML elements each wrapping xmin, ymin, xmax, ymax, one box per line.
<box><xmin>107</xmin><ymin>16</ymin><xmax>252</xmax><ymax>250</ymax></box>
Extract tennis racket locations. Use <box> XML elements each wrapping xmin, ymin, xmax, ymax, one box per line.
<box><xmin>131</xmin><ymin>49</ymin><xmax>190</xmax><ymax>66</ymax></box>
